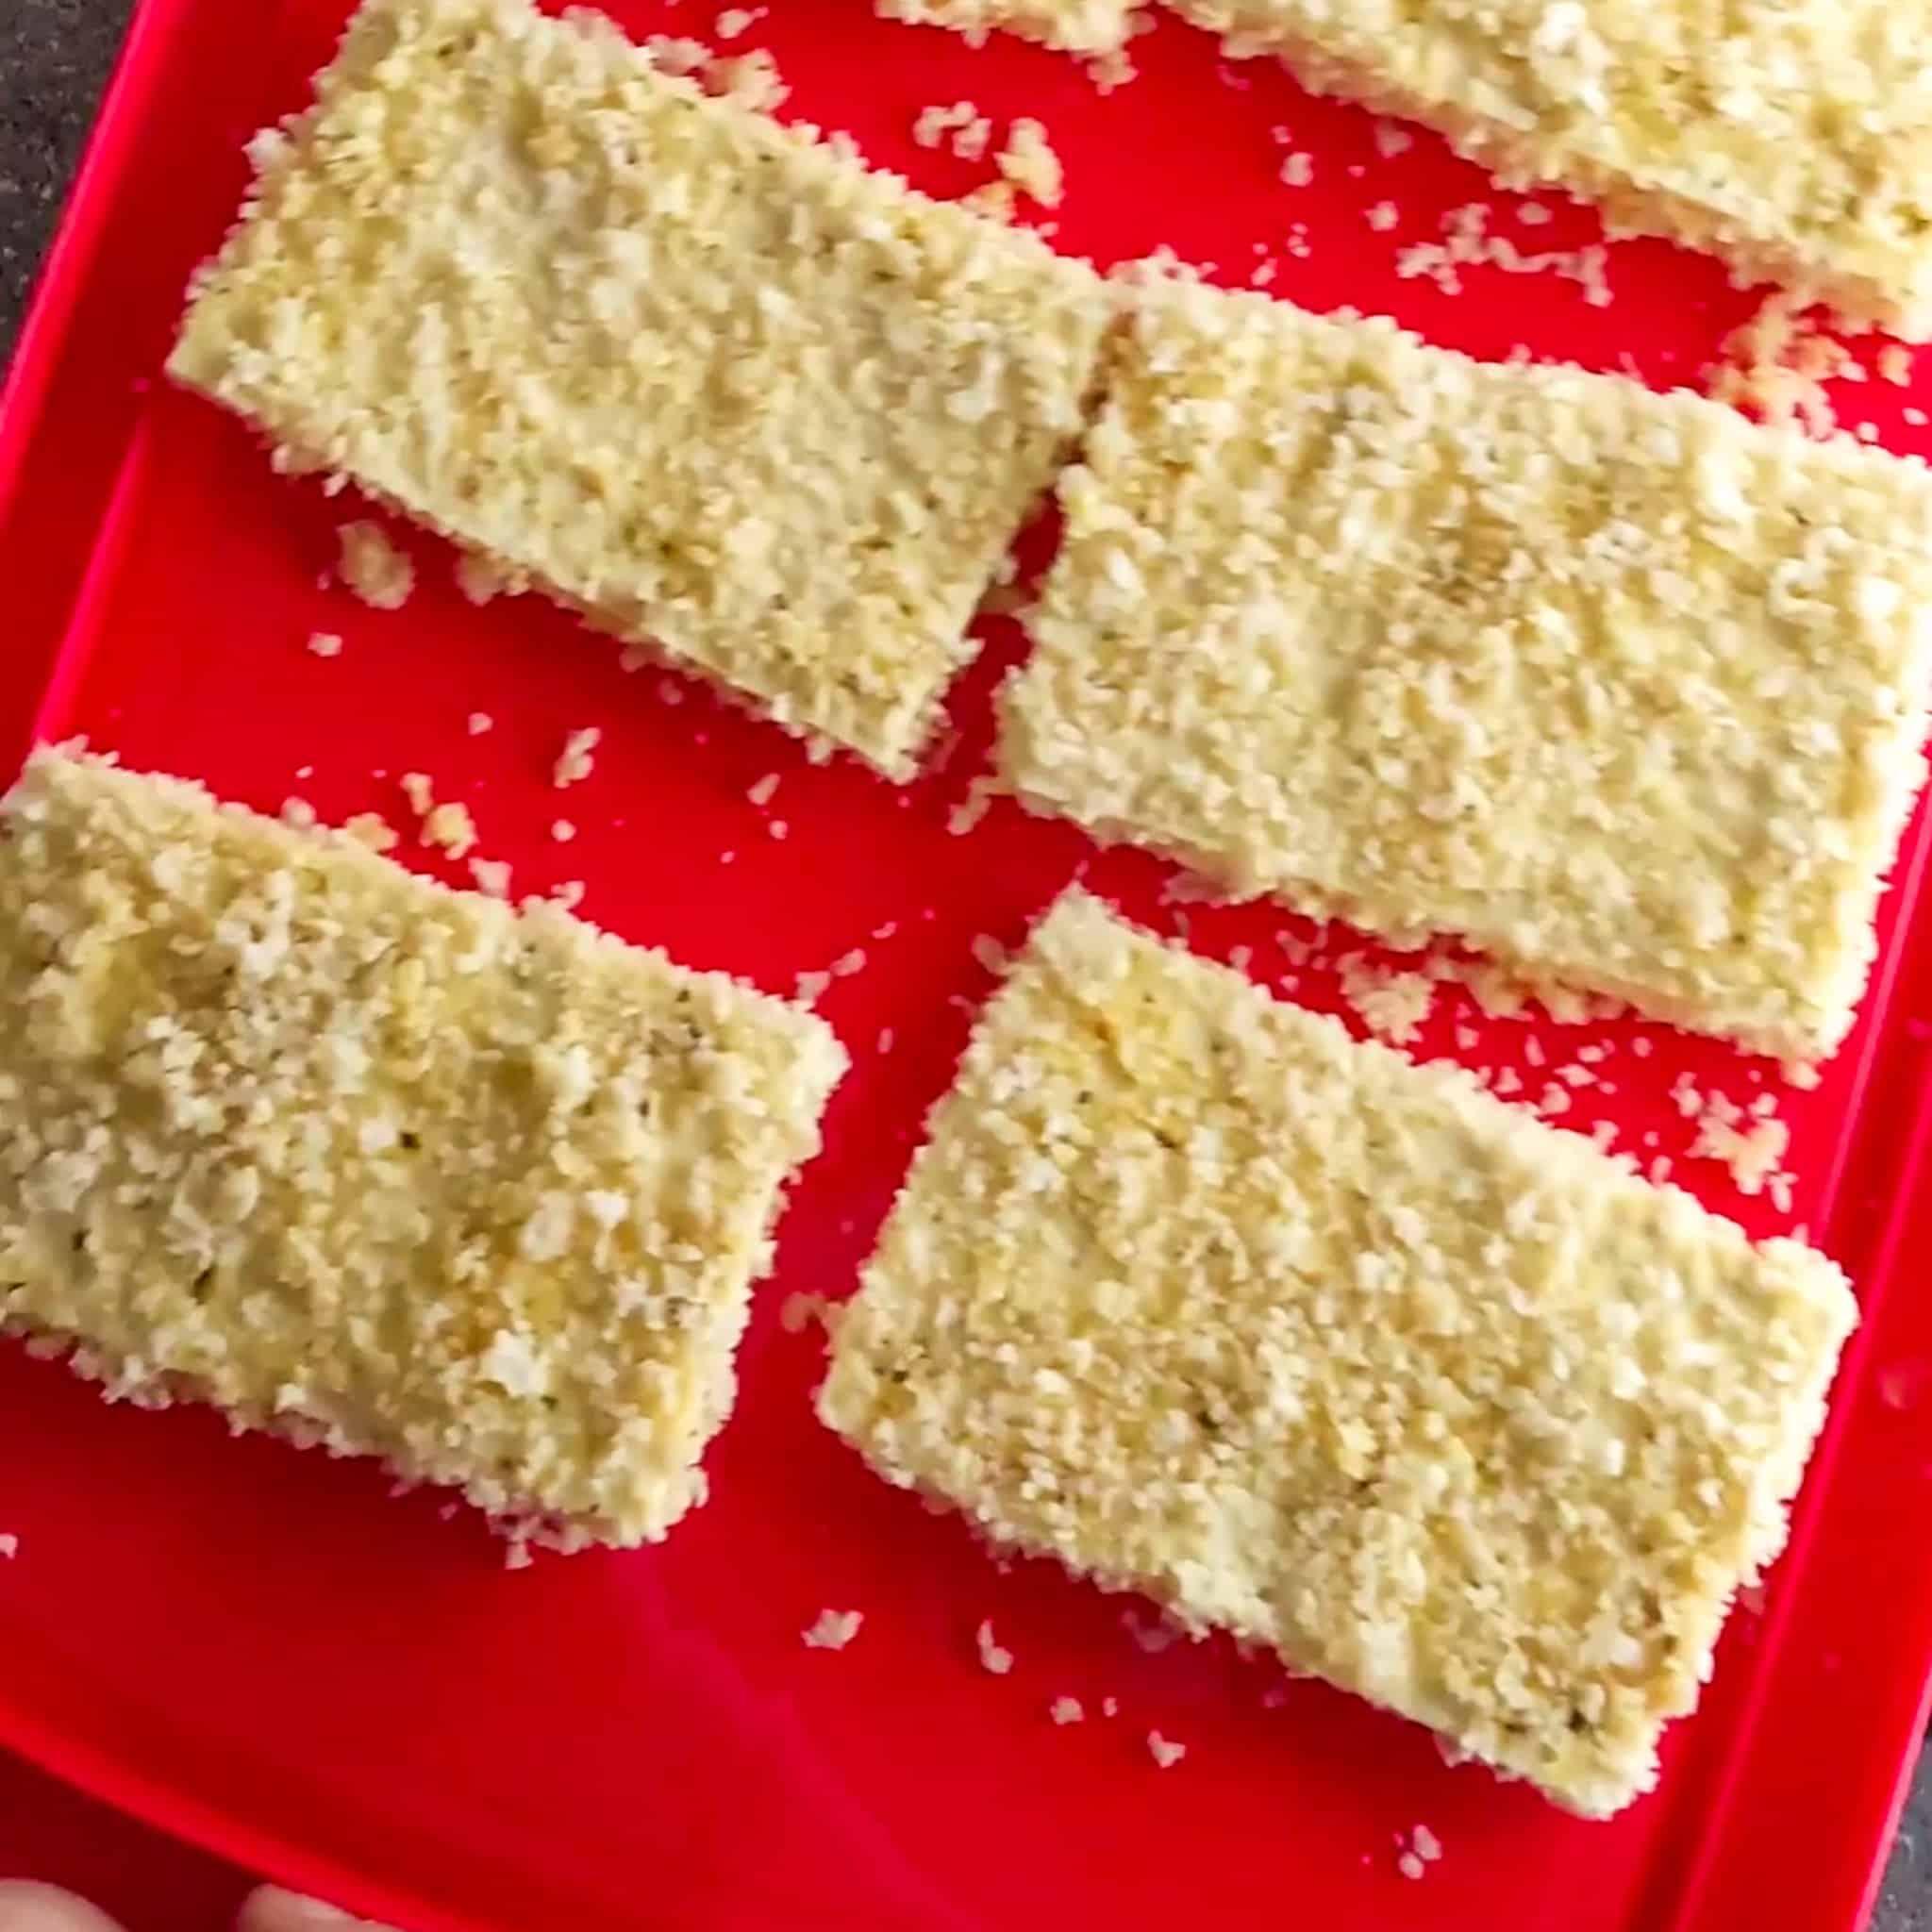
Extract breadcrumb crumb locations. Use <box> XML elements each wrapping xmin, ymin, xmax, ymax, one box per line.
<box><xmin>803</xmin><ymin>1608</ymin><xmax>864</xmax><ymax>1649</ymax></box>
<box><xmin>343</xmin><ymin>811</ymin><xmax>399</xmax><ymax>853</ymax></box>
<box><xmin>553</xmin><ymin>728</ymin><xmax>601</xmax><ymax>790</ymax></box>
<box><xmin>307</xmin><ymin>631</ymin><xmax>343</xmax><ymax>658</ymax></box>
<box><xmin>1339</xmin><ymin>958</ymin><xmax>1434</xmax><ymax>1045</ymax></box>
<box><xmin>1147</xmin><ymin>1730</ymin><xmax>1187</xmax><ymax>1769</ymax></box>
<box><xmin>1049</xmin><ymin>1694</ymin><xmax>1085</xmax><ymax>1724</ymax></box>
<box><xmin>975</xmin><ymin>1617</ymin><xmax>1014</xmax><ymax>1674</ymax></box>
<box><xmin>466</xmin><ymin>711</ymin><xmax>493</xmax><ymax>736</ymax></box>
<box><xmin>423</xmin><ymin>802</ymin><xmax>478</xmax><ymax>858</ymax></box>
<box><xmin>996</xmin><ymin>118</ymin><xmax>1065</xmax><ymax>208</ymax></box>
<box><xmin>335</xmin><ymin>520</ymin><xmax>413</xmax><ymax>610</ymax></box>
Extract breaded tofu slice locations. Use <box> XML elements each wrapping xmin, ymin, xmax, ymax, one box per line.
<box><xmin>820</xmin><ymin>890</ymin><xmax>1857</xmax><ymax>1817</ymax></box>
<box><xmin>167</xmin><ymin>0</ymin><xmax>1111</xmax><ymax>780</ymax></box>
<box><xmin>876</xmin><ymin>0</ymin><xmax>1137</xmax><ymax>53</ymax></box>
<box><xmin>1001</xmin><ymin>279</ymin><xmax>1932</xmax><ymax>1061</ymax></box>
<box><xmin>1173</xmin><ymin>0</ymin><xmax>1932</xmax><ymax>336</ymax></box>
<box><xmin>0</xmin><ymin>748</ymin><xmax>846</xmax><ymax>1551</ymax></box>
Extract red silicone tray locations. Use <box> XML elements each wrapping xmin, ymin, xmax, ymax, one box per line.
<box><xmin>7</xmin><ymin>3</ymin><xmax>1932</xmax><ymax>1928</ymax></box>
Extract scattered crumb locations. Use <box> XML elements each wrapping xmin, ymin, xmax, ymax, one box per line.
<box><xmin>551</xmin><ymin>819</ymin><xmax>576</xmax><ymax>843</ymax></box>
<box><xmin>831</xmin><ymin>948</ymin><xmax>868</xmax><ymax>977</ymax></box>
<box><xmin>1339</xmin><ymin>957</ymin><xmax>1434</xmax><ymax>1045</ymax></box>
<box><xmin>423</xmin><ymin>801</ymin><xmax>477</xmax><ymax>858</ymax></box>
<box><xmin>466</xmin><ymin>711</ymin><xmax>493</xmax><ymax>736</ymax></box>
<box><xmin>280</xmin><ymin>797</ymin><xmax>318</xmax><ymax>830</ymax></box>
<box><xmin>1395</xmin><ymin>201</ymin><xmax>1610</xmax><ymax>307</ymax></box>
<box><xmin>1366</xmin><ymin>200</ymin><xmax>1399</xmax><ymax>232</ymax></box>
<box><xmin>1690</xmin><ymin>1109</ymin><xmax>1791</xmax><ymax>1197</ymax></box>
<box><xmin>970</xmin><ymin>934</ymin><xmax>1010</xmax><ymax>976</ymax></box>
<box><xmin>975</xmin><ymin>1618</ymin><xmax>1014</xmax><ymax>1674</ymax></box>
<box><xmin>1278</xmin><ymin>150</ymin><xmax>1313</xmax><ymax>188</ymax></box>
<box><xmin>961</xmin><ymin>179</ymin><xmax>1017</xmax><ymax>222</ymax></box>
<box><xmin>914</xmin><ymin>99</ymin><xmax>992</xmax><ymax>161</ymax></box>
<box><xmin>454</xmin><ymin>551</ymin><xmax>524</xmax><ymax>605</ymax></box>
<box><xmin>768</xmin><ymin>818</ymin><xmax>790</xmax><ymax>841</ymax></box>
<box><xmin>0</xmin><ymin>1535</ymin><xmax>17</xmax><ymax>1560</ymax></box>
<box><xmin>1121</xmin><ymin>1607</ymin><xmax>1179</xmax><ymax>1654</ymax></box>
<box><xmin>1907</xmin><ymin>406</ymin><xmax>1929</xmax><ymax>427</ymax></box>
<box><xmin>747</xmin><ymin>773</ymin><xmax>780</xmax><ymax>807</ymax></box>
<box><xmin>1880</xmin><ymin>343</ymin><xmax>1914</xmax><ymax>386</ymax></box>
<box><xmin>803</xmin><ymin>1607</ymin><xmax>864</xmax><ymax>1650</ymax></box>
<box><xmin>794</xmin><ymin>969</ymin><xmax>831</xmax><ymax>1004</ymax></box>
<box><xmin>553</xmin><ymin>726</ymin><xmax>601</xmax><ymax>789</ymax></box>
<box><xmin>550</xmin><ymin>879</ymin><xmax>586</xmax><ymax>911</ymax></box>
<box><xmin>1049</xmin><ymin>1694</ymin><xmax>1085</xmax><ymax>1724</ymax></box>
<box><xmin>469</xmin><ymin>858</ymin><xmax>512</xmax><ymax>898</ymax></box>
<box><xmin>948</xmin><ymin>776</ymin><xmax>998</xmax><ymax>836</ymax></box>
<box><xmin>1372</xmin><ymin>121</ymin><xmax>1412</xmax><ymax>158</ymax></box>
<box><xmin>1083</xmin><ymin>45</ymin><xmax>1135</xmax><ymax>92</ymax></box>
<box><xmin>780</xmin><ymin>1291</ymin><xmax>829</xmax><ymax>1334</ymax></box>
<box><xmin>1536</xmin><ymin>1082</ymin><xmax>1572</xmax><ymax>1117</ymax></box>
<box><xmin>307</xmin><ymin>631</ymin><xmax>343</xmax><ymax>658</ymax></box>
<box><xmin>1146</xmin><ymin>1730</ymin><xmax>1186</xmax><ymax>1769</ymax></box>
<box><xmin>400</xmin><ymin>772</ymin><xmax>435</xmax><ymax>818</ymax></box>
<box><xmin>644</xmin><ymin>33</ymin><xmax>710</xmax><ymax>75</ymax></box>
<box><xmin>996</xmin><ymin>117</ymin><xmax>1064</xmax><ymax>208</ymax></box>
<box><xmin>336</xmin><ymin>520</ymin><xmax>414</xmax><ymax>609</ymax></box>
<box><xmin>704</xmin><ymin>48</ymin><xmax>787</xmax><ymax>111</ymax></box>
<box><xmin>1101</xmin><ymin>1695</ymin><xmax>1119</xmax><ymax>1717</ymax></box>
<box><xmin>714</xmin><ymin>5</ymin><xmax>760</xmax><ymax>37</ymax></box>
<box><xmin>1706</xmin><ymin>291</ymin><xmax>1851</xmax><ymax>437</ymax></box>
<box><xmin>343</xmin><ymin>811</ymin><xmax>398</xmax><ymax>853</ymax></box>
<box><xmin>1397</xmin><ymin>1851</ymin><xmax>1426</xmax><ymax>1881</ymax></box>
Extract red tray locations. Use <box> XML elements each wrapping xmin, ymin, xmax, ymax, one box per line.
<box><xmin>7</xmin><ymin>4</ymin><xmax>1932</xmax><ymax>1928</ymax></box>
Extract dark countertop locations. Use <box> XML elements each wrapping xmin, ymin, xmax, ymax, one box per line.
<box><xmin>0</xmin><ymin>6</ymin><xmax>1929</xmax><ymax>1929</ymax></box>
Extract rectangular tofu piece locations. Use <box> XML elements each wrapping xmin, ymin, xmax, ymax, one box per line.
<box><xmin>1000</xmin><ymin>280</ymin><xmax>1932</xmax><ymax>1060</ymax></box>
<box><xmin>1173</xmin><ymin>0</ymin><xmax>1932</xmax><ymax>336</ymax></box>
<box><xmin>167</xmin><ymin>0</ymin><xmax>1111</xmax><ymax>780</ymax></box>
<box><xmin>0</xmin><ymin>748</ymin><xmax>846</xmax><ymax>1550</ymax></box>
<box><xmin>820</xmin><ymin>890</ymin><xmax>1857</xmax><ymax>1817</ymax></box>
<box><xmin>876</xmin><ymin>0</ymin><xmax>1136</xmax><ymax>53</ymax></box>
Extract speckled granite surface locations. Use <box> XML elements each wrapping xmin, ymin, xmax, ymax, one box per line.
<box><xmin>0</xmin><ymin>5</ymin><xmax>1929</xmax><ymax>1928</ymax></box>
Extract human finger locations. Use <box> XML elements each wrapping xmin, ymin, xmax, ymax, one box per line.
<box><xmin>0</xmin><ymin>1881</ymin><xmax>125</xmax><ymax>1932</ymax></box>
<box><xmin>236</xmin><ymin>1886</ymin><xmax>390</xmax><ymax>1932</ymax></box>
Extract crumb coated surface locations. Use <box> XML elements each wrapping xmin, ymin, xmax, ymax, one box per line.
<box><xmin>1174</xmin><ymin>0</ymin><xmax>1932</xmax><ymax>336</ymax></box>
<box><xmin>1003</xmin><ymin>278</ymin><xmax>1932</xmax><ymax>1060</ymax></box>
<box><xmin>822</xmin><ymin>891</ymin><xmax>1857</xmax><ymax>1815</ymax></box>
<box><xmin>168</xmin><ymin>0</ymin><xmax>1111</xmax><ymax>777</ymax></box>
<box><xmin>0</xmin><ymin>749</ymin><xmax>846</xmax><ymax>1549</ymax></box>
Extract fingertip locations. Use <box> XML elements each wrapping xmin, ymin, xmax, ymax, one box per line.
<box><xmin>235</xmin><ymin>1887</ymin><xmax>358</xmax><ymax>1932</ymax></box>
<box><xmin>0</xmin><ymin>1881</ymin><xmax>125</xmax><ymax>1932</ymax></box>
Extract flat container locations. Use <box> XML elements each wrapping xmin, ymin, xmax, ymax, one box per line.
<box><xmin>4</xmin><ymin>3</ymin><xmax>1932</xmax><ymax>1926</ymax></box>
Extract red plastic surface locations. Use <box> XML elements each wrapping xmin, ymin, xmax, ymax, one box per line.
<box><xmin>6</xmin><ymin>4</ymin><xmax>1932</xmax><ymax>1928</ymax></box>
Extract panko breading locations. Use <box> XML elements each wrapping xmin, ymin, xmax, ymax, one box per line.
<box><xmin>169</xmin><ymin>0</ymin><xmax>1111</xmax><ymax>778</ymax></box>
<box><xmin>0</xmin><ymin>748</ymin><xmax>845</xmax><ymax>1550</ymax></box>
<box><xmin>821</xmin><ymin>891</ymin><xmax>1857</xmax><ymax>1815</ymax></box>
<box><xmin>1002</xmin><ymin>280</ymin><xmax>1932</xmax><ymax>1060</ymax></box>
<box><xmin>1174</xmin><ymin>0</ymin><xmax>1932</xmax><ymax>336</ymax></box>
